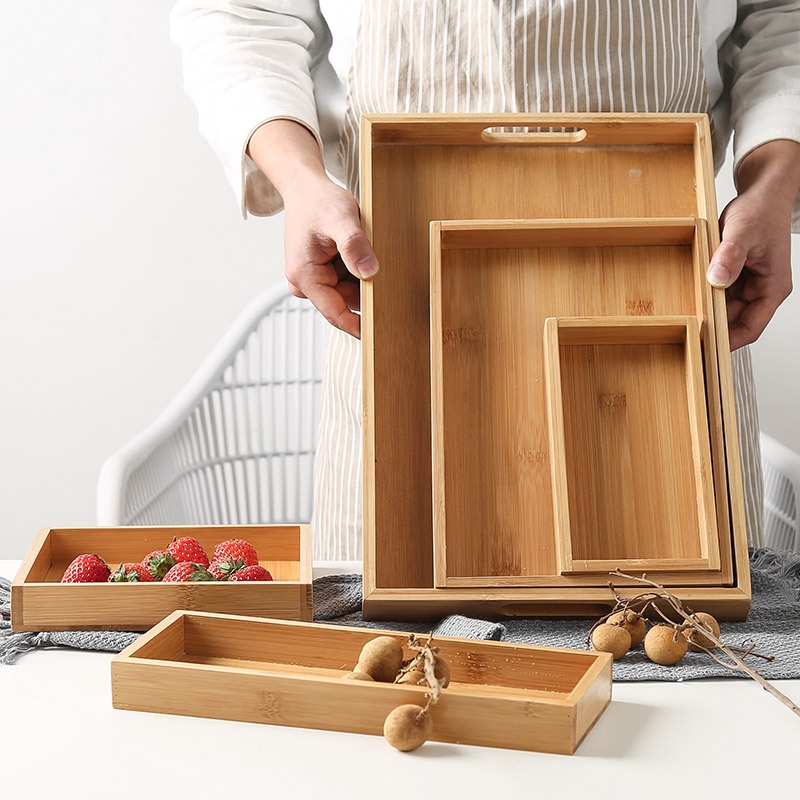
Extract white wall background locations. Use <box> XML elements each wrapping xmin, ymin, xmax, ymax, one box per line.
<box><xmin>1</xmin><ymin>1</ymin><xmax>798</xmax><ymax>558</ymax></box>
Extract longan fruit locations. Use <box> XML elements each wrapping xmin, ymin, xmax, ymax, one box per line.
<box><xmin>683</xmin><ymin>612</ymin><xmax>720</xmax><ymax>651</ymax></box>
<box><xmin>644</xmin><ymin>624</ymin><xmax>688</xmax><ymax>665</ymax></box>
<box><xmin>397</xmin><ymin>653</ymin><xmax>451</xmax><ymax>687</ymax></box>
<box><xmin>607</xmin><ymin>610</ymin><xmax>647</xmax><ymax>647</ymax></box>
<box><xmin>383</xmin><ymin>704</ymin><xmax>433</xmax><ymax>751</ymax></box>
<box><xmin>341</xmin><ymin>670</ymin><xmax>375</xmax><ymax>681</ymax></box>
<box><xmin>591</xmin><ymin>623</ymin><xmax>632</xmax><ymax>660</ymax></box>
<box><xmin>433</xmin><ymin>655</ymin><xmax>451</xmax><ymax>687</ymax></box>
<box><xmin>396</xmin><ymin>668</ymin><xmax>426</xmax><ymax>685</ymax></box>
<box><xmin>356</xmin><ymin>636</ymin><xmax>404</xmax><ymax>682</ymax></box>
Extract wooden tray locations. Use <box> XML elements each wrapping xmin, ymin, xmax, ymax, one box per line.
<box><xmin>429</xmin><ymin>219</ymin><xmax>722</xmax><ymax>588</ymax></box>
<box><xmin>111</xmin><ymin>611</ymin><xmax>613</xmax><ymax>755</ymax></box>
<box><xmin>11</xmin><ymin>525</ymin><xmax>312</xmax><ymax>631</ymax></box>
<box><xmin>360</xmin><ymin>114</ymin><xmax>750</xmax><ymax>620</ymax></box>
<box><xmin>544</xmin><ymin>315</ymin><xmax>718</xmax><ymax>576</ymax></box>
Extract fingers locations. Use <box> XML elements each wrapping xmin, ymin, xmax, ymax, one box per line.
<box><xmin>725</xmin><ymin>295</ymin><xmax>772</xmax><ymax>351</ymax></box>
<box><xmin>723</xmin><ymin>267</ymin><xmax>791</xmax><ymax>349</ymax></box>
<box><xmin>289</xmin><ymin>277</ymin><xmax>362</xmax><ymax>339</ymax></box>
<box><xmin>281</xmin><ymin>183</ymin><xmax>379</xmax><ymax>339</ymax></box>
<box><xmin>708</xmin><ymin>195</ymin><xmax>793</xmax><ymax>350</ymax></box>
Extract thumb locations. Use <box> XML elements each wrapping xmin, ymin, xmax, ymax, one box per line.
<box><xmin>706</xmin><ymin>239</ymin><xmax>747</xmax><ymax>289</ymax></box>
<box><xmin>335</xmin><ymin>224</ymin><xmax>380</xmax><ymax>280</ymax></box>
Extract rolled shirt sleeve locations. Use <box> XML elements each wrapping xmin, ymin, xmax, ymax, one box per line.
<box><xmin>720</xmin><ymin>0</ymin><xmax>800</xmax><ymax>228</ymax></box>
<box><xmin>172</xmin><ymin>1</ymin><xmax>800</xmax><ymax>227</ymax></box>
<box><xmin>170</xmin><ymin>0</ymin><xmax>346</xmax><ymax>217</ymax></box>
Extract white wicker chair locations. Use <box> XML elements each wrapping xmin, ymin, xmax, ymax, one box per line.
<box><xmin>97</xmin><ymin>283</ymin><xmax>800</xmax><ymax>561</ymax></box>
<box><xmin>96</xmin><ymin>283</ymin><xmax>327</xmax><ymax>537</ymax></box>
<box><xmin>760</xmin><ymin>431</ymin><xmax>800</xmax><ymax>553</ymax></box>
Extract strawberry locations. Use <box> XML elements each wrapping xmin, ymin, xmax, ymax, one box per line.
<box><xmin>167</xmin><ymin>536</ymin><xmax>210</xmax><ymax>567</ymax></box>
<box><xmin>208</xmin><ymin>558</ymin><xmax>246</xmax><ymax>581</ymax></box>
<box><xmin>212</xmin><ymin>538</ymin><xmax>259</xmax><ymax>568</ymax></box>
<box><xmin>61</xmin><ymin>553</ymin><xmax>111</xmax><ymax>583</ymax></box>
<box><xmin>162</xmin><ymin>562</ymin><xmax>215</xmax><ymax>582</ymax></box>
<box><xmin>227</xmin><ymin>564</ymin><xmax>273</xmax><ymax>582</ymax></box>
<box><xmin>109</xmin><ymin>562</ymin><xmax>154</xmax><ymax>582</ymax></box>
<box><xmin>140</xmin><ymin>549</ymin><xmax>176</xmax><ymax>581</ymax></box>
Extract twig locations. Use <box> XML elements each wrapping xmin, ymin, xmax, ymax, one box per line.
<box><xmin>405</xmin><ymin>632</ymin><xmax>445</xmax><ymax>707</ymax></box>
<box><xmin>609</xmin><ymin>569</ymin><xmax>799</xmax><ymax>719</ymax></box>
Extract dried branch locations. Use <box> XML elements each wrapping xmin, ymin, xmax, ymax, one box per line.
<box><xmin>609</xmin><ymin>569</ymin><xmax>799</xmax><ymax>719</ymax></box>
<box><xmin>405</xmin><ymin>632</ymin><xmax>446</xmax><ymax>709</ymax></box>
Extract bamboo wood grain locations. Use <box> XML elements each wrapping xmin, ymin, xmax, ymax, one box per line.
<box><xmin>544</xmin><ymin>316</ymin><xmax>719</xmax><ymax>575</ymax></box>
<box><xmin>361</xmin><ymin>113</ymin><xmax>749</xmax><ymax>619</ymax></box>
<box><xmin>111</xmin><ymin>611</ymin><xmax>613</xmax><ymax>755</ymax></box>
<box><xmin>368</xmin><ymin>113</ymin><xmax>700</xmax><ymax>146</ymax></box>
<box><xmin>360</xmin><ymin>586</ymin><xmax>752</xmax><ymax>622</ymax></box>
<box><xmin>430</xmin><ymin>221</ymin><xmax>723</xmax><ymax>585</ymax></box>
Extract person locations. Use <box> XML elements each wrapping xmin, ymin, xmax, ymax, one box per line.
<box><xmin>170</xmin><ymin>1</ymin><xmax>800</xmax><ymax>560</ymax></box>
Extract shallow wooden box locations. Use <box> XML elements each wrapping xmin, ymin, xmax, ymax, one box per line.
<box><xmin>429</xmin><ymin>218</ymin><xmax>726</xmax><ymax>589</ymax></box>
<box><xmin>111</xmin><ymin>611</ymin><xmax>613</xmax><ymax>755</ymax></box>
<box><xmin>11</xmin><ymin>525</ymin><xmax>312</xmax><ymax>631</ymax></box>
<box><xmin>543</xmin><ymin>315</ymin><xmax>718</xmax><ymax>576</ymax></box>
<box><xmin>360</xmin><ymin>114</ymin><xmax>750</xmax><ymax>620</ymax></box>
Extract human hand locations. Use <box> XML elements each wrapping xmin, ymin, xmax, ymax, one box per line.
<box><xmin>706</xmin><ymin>140</ymin><xmax>799</xmax><ymax>350</ymax></box>
<box><xmin>707</xmin><ymin>191</ymin><xmax>793</xmax><ymax>350</ymax></box>
<box><xmin>247</xmin><ymin>119</ymin><xmax>379</xmax><ymax>338</ymax></box>
<box><xmin>282</xmin><ymin>177</ymin><xmax>378</xmax><ymax>339</ymax></box>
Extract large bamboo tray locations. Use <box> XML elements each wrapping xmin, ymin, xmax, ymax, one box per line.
<box><xmin>111</xmin><ymin>611</ymin><xmax>613</xmax><ymax>755</ymax></box>
<box><xmin>11</xmin><ymin>525</ymin><xmax>312</xmax><ymax>631</ymax></box>
<box><xmin>360</xmin><ymin>114</ymin><xmax>750</xmax><ymax>621</ymax></box>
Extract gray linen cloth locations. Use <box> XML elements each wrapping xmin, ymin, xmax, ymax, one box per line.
<box><xmin>2</xmin><ymin>547</ymin><xmax>798</xmax><ymax>681</ymax></box>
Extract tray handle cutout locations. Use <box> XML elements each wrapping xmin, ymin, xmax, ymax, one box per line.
<box><xmin>481</xmin><ymin>126</ymin><xmax>587</xmax><ymax>144</ymax></box>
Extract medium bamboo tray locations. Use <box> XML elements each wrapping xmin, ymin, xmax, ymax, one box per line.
<box><xmin>360</xmin><ymin>114</ymin><xmax>750</xmax><ymax>620</ymax></box>
<box><xmin>11</xmin><ymin>525</ymin><xmax>312</xmax><ymax>631</ymax></box>
<box><xmin>111</xmin><ymin>611</ymin><xmax>613</xmax><ymax>755</ymax></box>
<box><xmin>429</xmin><ymin>219</ymin><xmax>722</xmax><ymax>588</ymax></box>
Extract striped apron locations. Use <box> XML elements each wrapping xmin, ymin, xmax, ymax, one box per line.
<box><xmin>312</xmin><ymin>0</ymin><xmax>764</xmax><ymax>561</ymax></box>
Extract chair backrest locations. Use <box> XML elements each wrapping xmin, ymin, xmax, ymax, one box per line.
<box><xmin>97</xmin><ymin>287</ymin><xmax>327</xmax><ymax>528</ymax></box>
<box><xmin>760</xmin><ymin>432</ymin><xmax>800</xmax><ymax>553</ymax></box>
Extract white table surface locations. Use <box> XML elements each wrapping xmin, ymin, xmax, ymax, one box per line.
<box><xmin>3</xmin><ymin>558</ymin><xmax>798</xmax><ymax>799</ymax></box>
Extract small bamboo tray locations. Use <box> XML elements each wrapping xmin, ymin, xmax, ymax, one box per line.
<box><xmin>111</xmin><ymin>611</ymin><xmax>613</xmax><ymax>755</ymax></box>
<box><xmin>11</xmin><ymin>525</ymin><xmax>312</xmax><ymax>631</ymax></box>
<box><xmin>544</xmin><ymin>315</ymin><xmax>718</xmax><ymax>576</ymax></box>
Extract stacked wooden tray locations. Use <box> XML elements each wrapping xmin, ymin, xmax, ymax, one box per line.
<box><xmin>359</xmin><ymin>114</ymin><xmax>750</xmax><ymax>621</ymax></box>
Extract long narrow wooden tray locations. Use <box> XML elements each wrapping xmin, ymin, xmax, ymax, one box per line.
<box><xmin>111</xmin><ymin>611</ymin><xmax>613</xmax><ymax>755</ymax></box>
<box><xmin>360</xmin><ymin>113</ymin><xmax>750</xmax><ymax>620</ymax></box>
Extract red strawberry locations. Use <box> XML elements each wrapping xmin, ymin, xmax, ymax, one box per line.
<box><xmin>166</xmin><ymin>536</ymin><xmax>210</xmax><ymax>567</ymax></box>
<box><xmin>61</xmin><ymin>553</ymin><xmax>111</xmax><ymax>583</ymax></box>
<box><xmin>162</xmin><ymin>562</ymin><xmax>215</xmax><ymax>582</ymax></box>
<box><xmin>227</xmin><ymin>565</ymin><xmax>273</xmax><ymax>582</ymax></box>
<box><xmin>109</xmin><ymin>562</ymin><xmax>154</xmax><ymax>583</ymax></box>
<box><xmin>140</xmin><ymin>549</ymin><xmax>176</xmax><ymax>581</ymax></box>
<box><xmin>212</xmin><ymin>538</ymin><xmax>259</xmax><ymax>567</ymax></box>
<box><xmin>208</xmin><ymin>558</ymin><xmax>246</xmax><ymax>581</ymax></box>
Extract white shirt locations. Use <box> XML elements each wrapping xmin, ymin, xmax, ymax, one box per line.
<box><xmin>170</xmin><ymin>1</ymin><xmax>800</xmax><ymax>219</ymax></box>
